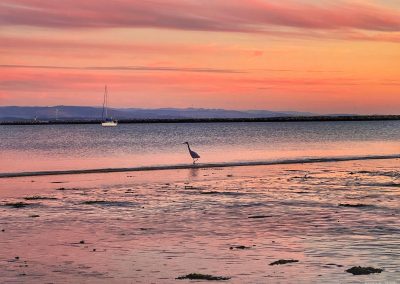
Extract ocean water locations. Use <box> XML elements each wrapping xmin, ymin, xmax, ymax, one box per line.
<box><xmin>1</xmin><ymin>121</ymin><xmax>400</xmax><ymax>173</ymax></box>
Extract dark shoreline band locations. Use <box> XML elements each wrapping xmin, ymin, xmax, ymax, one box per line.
<box><xmin>1</xmin><ymin>115</ymin><xmax>400</xmax><ymax>125</ymax></box>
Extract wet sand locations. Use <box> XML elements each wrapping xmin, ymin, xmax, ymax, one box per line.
<box><xmin>1</xmin><ymin>159</ymin><xmax>399</xmax><ymax>283</ymax></box>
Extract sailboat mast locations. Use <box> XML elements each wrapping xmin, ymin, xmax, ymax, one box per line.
<box><xmin>101</xmin><ymin>86</ymin><xmax>107</xmax><ymax>121</ymax></box>
<box><xmin>100</xmin><ymin>84</ymin><xmax>117</xmax><ymax>126</ymax></box>
<box><xmin>105</xmin><ymin>85</ymin><xmax>108</xmax><ymax>119</ymax></box>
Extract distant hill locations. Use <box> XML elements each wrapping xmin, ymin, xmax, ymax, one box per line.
<box><xmin>0</xmin><ymin>106</ymin><xmax>316</xmax><ymax>121</ymax></box>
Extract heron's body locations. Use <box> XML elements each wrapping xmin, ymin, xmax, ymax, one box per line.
<box><xmin>183</xmin><ymin>142</ymin><xmax>200</xmax><ymax>164</ymax></box>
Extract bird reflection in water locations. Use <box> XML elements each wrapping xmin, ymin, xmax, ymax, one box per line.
<box><xmin>189</xmin><ymin>167</ymin><xmax>200</xmax><ymax>179</ymax></box>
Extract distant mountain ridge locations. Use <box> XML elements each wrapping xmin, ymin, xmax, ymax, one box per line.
<box><xmin>0</xmin><ymin>106</ymin><xmax>317</xmax><ymax>121</ymax></box>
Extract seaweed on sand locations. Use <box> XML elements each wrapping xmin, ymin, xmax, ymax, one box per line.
<box><xmin>201</xmin><ymin>191</ymin><xmax>244</xmax><ymax>196</ymax></box>
<box><xmin>176</xmin><ymin>273</ymin><xmax>231</xmax><ymax>280</ymax></box>
<box><xmin>82</xmin><ymin>200</ymin><xmax>109</xmax><ymax>205</ymax></box>
<box><xmin>82</xmin><ymin>200</ymin><xmax>134</xmax><ymax>207</ymax></box>
<box><xmin>184</xmin><ymin>185</ymin><xmax>200</xmax><ymax>190</ymax></box>
<box><xmin>339</xmin><ymin>203</ymin><xmax>370</xmax><ymax>208</ymax></box>
<box><xmin>248</xmin><ymin>215</ymin><xmax>273</xmax><ymax>219</ymax></box>
<box><xmin>24</xmin><ymin>196</ymin><xmax>57</xmax><ymax>200</ymax></box>
<box><xmin>346</xmin><ymin>266</ymin><xmax>383</xmax><ymax>275</ymax></box>
<box><xmin>230</xmin><ymin>245</ymin><xmax>250</xmax><ymax>250</ymax></box>
<box><xmin>4</xmin><ymin>202</ymin><xmax>32</xmax><ymax>208</ymax></box>
<box><xmin>269</xmin><ymin>259</ymin><xmax>299</xmax><ymax>266</ymax></box>
<box><xmin>380</xmin><ymin>182</ymin><xmax>400</xmax><ymax>187</ymax></box>
<box><xmin>55</xmin><ymin>187</ymin><xmax>80</xmax><ymax>191</ymax></box>
<box><xmin>200</xmin><ymin>191</ymin><xmax>220</xmax><ymax>195</ymax></box>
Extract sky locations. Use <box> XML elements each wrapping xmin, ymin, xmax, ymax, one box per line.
<box><xmin>0</xmin><ymin>0</ymin><xmax>399</xmax><ymax>114</ymax></box>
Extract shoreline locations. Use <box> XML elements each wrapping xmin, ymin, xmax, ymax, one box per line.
<box><xmin>1</xmin><ymin>115</ymin><xmax>400</xmax><ymax>125</ymax></box>
<box><xmin>1</xmin><ymin>154</ymin><xmax>399</xmax><ymax>178</ymax></box>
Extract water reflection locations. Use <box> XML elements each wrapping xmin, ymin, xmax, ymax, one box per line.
<box><xmin>188</xmin><ymin>167</ymin><xmax>200</xmax><ymax>179</ymax></box>
<box><xmin>1</xmin><ymin>121</ymin><xmax>400</xmax><ymax>173</ymax></box>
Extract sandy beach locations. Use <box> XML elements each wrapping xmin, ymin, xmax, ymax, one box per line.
<box><xmin>0</xmin><ymin>158</ymin><xmax>399</xmax><ymax>283</ymax></box>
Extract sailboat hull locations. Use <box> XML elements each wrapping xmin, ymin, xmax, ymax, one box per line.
<box><xmin>101</xmin><ymin>121</ymin><xmax>118</xmax><ymax>127</ymax></box>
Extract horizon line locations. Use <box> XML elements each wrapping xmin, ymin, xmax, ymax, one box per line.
<box><xmin>2</xmin><ymin>105</ymin><xmax>400</xmax><ymax>116</ymax></box>
<box><xmin>1</xmin><ymin>105</ymin><xmax>327</xmax><ymax>115</ymax></box>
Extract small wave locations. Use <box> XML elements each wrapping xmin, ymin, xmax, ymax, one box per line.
<box><xmin>357</xmin><ymin>170</ymin><xmax>400</xmax><ymax>179</ymax></box>
<box><xmin>199</xmin><ymin>191</ymin><xmax>247</xmax><ymax>196</ymax></box>
<box><xmin>362</xmin><ymin>182</ymin><xmax>400</xmax><ymax>188</ymax></box>
<box><xmin>81</xmin><ymin>200</ymin><xmax>137</xmax><ymax>207</ymax></box>
<box><xmin>1</xmin><ymin>154</ymin><xmax>399</xmax><ymax>179</ymax></box>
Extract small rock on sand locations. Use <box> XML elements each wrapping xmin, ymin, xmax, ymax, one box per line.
<box><xmin>176</xmin><ymin>273</ymin><xmax>231</xmax><ymax>280</ymax></box>
<box><xmin>346</xmin><ymin>266</ymin><xmax>383</xmax><ymax>275</ymax></box>
<box><xmin>269</xmin><ymin>259</ymin><xmax>299</xmax><ymax>266</ymax></box>
<box><xmin>5</xmin><ymin>202</ymin><xmax>31</xmax><ymax>208</ymax></box>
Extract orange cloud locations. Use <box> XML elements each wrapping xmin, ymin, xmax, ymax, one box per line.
<box><xmin>1</xmin><ymin>66</ymin><xmax>399</xmax><ymax>113</ymax></box>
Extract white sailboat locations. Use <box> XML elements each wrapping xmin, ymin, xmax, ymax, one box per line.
<box><xmin>101</xmin><ymin>85</ymin><xmax>118</xmax><ymax>127</ymax></box>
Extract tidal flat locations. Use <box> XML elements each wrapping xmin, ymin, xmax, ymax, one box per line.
<box><xmin>0</xmin><ymin>159</ymin><xmax>399</xmax><ymax>283</ymax></box>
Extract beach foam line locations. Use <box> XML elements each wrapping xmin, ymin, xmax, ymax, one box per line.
<box><xmin>1</xmin><ymin>154</ymin><xmax>399</xmax><ymax>179</ymax></box>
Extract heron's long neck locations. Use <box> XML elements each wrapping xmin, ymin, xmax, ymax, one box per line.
<box><xmin>186</xmin><ymin>144</ymin><xmax>191</xmax><ymax>151</ymax></box>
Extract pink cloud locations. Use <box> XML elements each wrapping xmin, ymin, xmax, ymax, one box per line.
<box><xmin>1</xmin><ymin>0</ymin><xmax>399</xmax><ymax>33</ymax></box>
<box><xmin>0</xmin><ymin>66</ymin><xmax>391</xmax><ymax>96</ymax></box>
<box><xmin>0</xmin><ymin>36</ymin><xmax>266</xmax><ymax>59</ymax></box>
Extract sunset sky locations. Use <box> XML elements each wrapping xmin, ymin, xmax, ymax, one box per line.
<box><xmin>1</xmin><ymin>0</ymin><xmax>399</xmax><ymax>114</ymax></box>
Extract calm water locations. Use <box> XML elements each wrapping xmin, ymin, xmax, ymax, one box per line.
<box><xmin>1</xmin><ymin>121</ymin><xmax>400</xmax><ymax>173</ymax></box>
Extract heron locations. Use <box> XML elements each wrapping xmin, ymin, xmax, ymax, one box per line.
<box><xmin>183</xmin><ymin>142</ymin><xmax>200</xmax><ymax>164</ymax></box>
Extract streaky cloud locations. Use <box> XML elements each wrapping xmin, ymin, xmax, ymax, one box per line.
<box><xmin>1</xmin><ymin>0</ymin><xmax>399</xmax><ymax>33</ymax></box>
<box><xmin>0</xmin><ymin>64</ymin><xmax>245</xmax><ymax>74</ymax></box>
